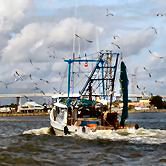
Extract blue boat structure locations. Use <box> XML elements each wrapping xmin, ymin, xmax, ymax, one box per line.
<box><xmin>50</xmin><ymin>50</ymin><xmax>138</xmax><ymax>136</ymax></box>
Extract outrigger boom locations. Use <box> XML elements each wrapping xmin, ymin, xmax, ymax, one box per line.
<box><xmin>64</xmin><ymin>50</ymin><xmax>119</xmax><ymax>110</ymax></box>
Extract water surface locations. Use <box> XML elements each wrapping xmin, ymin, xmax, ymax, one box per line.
<box><xmin>0</xmin><ymin>112</ymin><xmax>165</xmax><ymax>166</ymax></box>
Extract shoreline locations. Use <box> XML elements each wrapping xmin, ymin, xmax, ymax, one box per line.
<box><xmin>129</xmin><ymin>109</ymin><xmax>166</xmax><ymax>113</ymax></box>
<box><xmin>0</xmin><ymin>109</ymin><xmax>166</xmax><ymax>117</ymax></box>
<box><xmin>0</xmin><ymin>112</ymin><xmax>49</xmax><ymax>117</ymax></box>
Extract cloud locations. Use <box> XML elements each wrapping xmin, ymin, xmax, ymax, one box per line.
<box><xmin>113</xmin><ymin>28</ymin><xmax>156</xmax><ymax>56</ymax></box>
<box><xmin>0</xmin><ymin>0</ymin><xmax>32</xmax><ymax>33</ymax></box>
<box><xmin>0</xmin><ymin>1</ymin><xmax>165</xmax><ymax>96</ymax></box>
<box><xmin>1</xmin><ymin>17</ymin><xmax>103</xmax><ymax>62</ymax></box>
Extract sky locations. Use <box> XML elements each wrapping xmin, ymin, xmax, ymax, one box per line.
<box><xmin>0</xmin><ymin>0</ymin><xmax>166</xmax><ymax>100</ymax></box>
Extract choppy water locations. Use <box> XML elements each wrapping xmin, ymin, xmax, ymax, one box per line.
<box><xmin>0</xmin><ymin>112</ymin><xmax>166</xmax><ymax>166</ymax></box>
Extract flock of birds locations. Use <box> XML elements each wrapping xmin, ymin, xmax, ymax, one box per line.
<box><xmin>0</xmin><ymin>8</ymin><xmax>165</xmax><ymax>99</ymax></box>
<box><xmin>105</xmin><ymin>8</ymin><xmax>165</xmax><ymax>96</ymax></box>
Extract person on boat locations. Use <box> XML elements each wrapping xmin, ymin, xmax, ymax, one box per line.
<box><xmin>120</xmin><ymin>118</ymin><xmax>126</xmax><ymax>128</ymax></box>
<box><xmin>64</xmin><ymin>126</ymin><xmax>70</xmax><ymax>135</ymax></box>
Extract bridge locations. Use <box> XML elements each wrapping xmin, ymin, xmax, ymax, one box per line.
<box><xmin>0</xmin><ymin>93</ymin><xmax>55</xmax><ymax>98</ymax></box>
<box><xmin>0</xmin><ymin>93</ymin><xmax>165</xmax><ymax>99</ymax></box>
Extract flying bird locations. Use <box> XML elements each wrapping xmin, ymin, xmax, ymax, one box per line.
<box><xmin>0</xmin><ymin>81</ymin><xmax>14</xmax><ymax>89</ymax></box>
<box><xmin>24</xmin><ymin>95</ymin><xmax>33</xmax><ymax>101</ymax></box>
<box><xmin>40</xmin><ymin>78</ymin><xmax>49</xmax><ymax>84</ymax></box>
<box><xmin>111</xmin><ymin>42</ymin><xmax>120</xmax><ymax>49</ymax></box>
<box><xmin>29</xmin><ymin>59</ymin><xmax>40</xmax><ymax>70</ymax></box>
<box><xmin>75</xmin><ymin>34</ymin><xmax>93</xmax><ymax>43</ymax></box>
<box><xmin>106</xmin><ymin>9</ymin><xmax>114</xmax><ymax>16</ymax></box>
<box><xmin>40</xmin><ymin>90</ymin><xmax>45</xmax><ymax>95</ymax></box>
<box><xmin>29</xmin><ymin>74</ymin><xmax>32</xmax><ymax>80</ymax></box>
<box><xmin>143</xmin><ymin>67</ymin><xmax>147</xmax><ymax>71</ymax></box>
<box><xmin>49</xmin><ymin>55</ymin><xmax>56</xmax><ymax>59</ymax></box>
<box><xmin>136</xmin><ymin>85</ymin><xmax>140</xmax><ymax>90</ymax></box>
<box><xmin>157</xmin><ymin>13</ymin><xmax>164</xmax><ymax>17</ymax></box>
<box><xmin>34</xmin><ymin>87</ymin><xmax>45</xmax><ymax>95</ymax></box>
<box><xmin>15</xmin><ymin>71</ymin><xmax>20</xmax><ymax>76</ymax></box>
<box><xmin>155</xmin><ymin>80</ymin><xmax>164</xmax><ymax>84</ymax></box>
<box><xmin>143</xmin><ymin>67</ymin><xmax>152</xmax><ymax>78</ymax></box>
<box><xmin>85</xmin><ymin>39</ymin><xmax>93</xmax><ymax>43</ymax></box>
<box><xmin>151</xmin><ymin>27</ymin><xmax>157</xmax><ymax>34</ymax></box>
<box><xmin>75</xmin><ymin>34</ymin><xmax>81</xmax><ymax>39</ymax></box>
<box><xmin>136</xmin><ymin>84</ymin><xmax>147</xmax><ymax>96</ymax></box>
<box><xmin>33</xmin><ymin>82</ymin><xmax>38</xmax><ymax>86</ymax></box>
<box><xmin>14</xmin><ymin>71</ymin><xmax>25</xmax><ymax>81</ymax></box>
<box><xmin>113</xmin><ymin>35</ymin><xmax>119</xmax><ymax>40</ymax></box>
<box><xmin>53</xmin><ymin>87</ymin><xmax>58</xmax><ymax>92</ymax></box>
<box><xmin>148</xmin><ymin>50</ymin><xmax>164</xmax><ymax>59</ymax></box>
<box><xmin>30</xmin><ymin>59</ymin><xmax>33</xmax><ymax>65</ymax></box>
<box><xmin>148</xmin><ymin>50</ymin><xmax>152</xmax><ymax>54</ymax></box>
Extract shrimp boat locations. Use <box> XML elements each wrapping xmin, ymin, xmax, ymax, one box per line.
<box><xmin>50</xmin><ymin>50</ymin><xmax>138</xmax><ymax>136</ymax></box>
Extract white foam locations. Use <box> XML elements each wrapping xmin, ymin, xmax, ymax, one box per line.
<box><xmin>23</xmin><ymin>127</ymin><xmax>166</xmax><ymax>144</ymax></box>
<box><xmin>73</xmin><ymin>127</ymin><xmax>166</xmax><ymax>144</ymax></box>
<box><xmin>23</xmin><ymin>127</ymin><xmax>50</xmax><ymax>135</ymax></box>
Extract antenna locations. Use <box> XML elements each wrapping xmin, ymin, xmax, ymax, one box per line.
<box><xmin>72</xmin><ymin>0</ymin><xmax>78</xmax><ymax>54</ymax></box>
<box><xmin>71</xmin><ymin>0</ymin><xmax>78</xmax><ymax>94</ymax></box>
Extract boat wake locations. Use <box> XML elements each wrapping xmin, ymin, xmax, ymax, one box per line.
<box><xmin>74</xmin><ymin>128</ymin><xmax>166</xmax><ymax>144</ymax></box>
<box><xmin>23</xmin><ymin>127</ymin><xmax>166</xmax><ymax>144</ymax></box>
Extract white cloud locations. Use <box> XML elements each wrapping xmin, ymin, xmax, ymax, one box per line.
<box><xmin>0</xmin><ymin>1</ymin><xmax>165</xmax><ymax>96</ymax></box>
<box><xmin>1</xmin><ymin>17</ymin><xmax>103</xmax><ymax>62</ymax></box>
<box><xmin>0</xmin><ymin>0</ymin><xmax>32</xmax><ymax>32</ymax></box>
<box><xmin>114</xmin><ymin>28</ymin><xmax>156</xmax><ymax>56</ymax></box>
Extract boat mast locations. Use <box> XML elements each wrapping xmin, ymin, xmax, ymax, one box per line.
<box><xmin>109</xmin><ymin>53</ymin><xmax>119</xmax><ymax>111</ymax></box>
<box><xmin>65</xmin><ymin>51</ymin><xmax>119</xmax><ymax>105</ymax></box>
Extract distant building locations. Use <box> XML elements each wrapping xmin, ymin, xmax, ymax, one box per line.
<box><xmin>18</xmin><ymin>101</ymin><xmax>44</xmax><ymax>113</ymax></box>
<box><xmin>0</xmin><ymin>107</ymin><xmax>11</xmax><ymax>113</ymax></box>
<box><xmin>117</xmin><ymin>98</ymin><xmax>150</xmax><ymax>110</ymax></box>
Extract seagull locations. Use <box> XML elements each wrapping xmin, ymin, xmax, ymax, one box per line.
<box><xmin>85</xmin><ymin>39</ymin><xmax>93</xmax><ymax>43</ymax></box>
<box><xmin>143</xmin><ymin>67</ymin><xmax>147</xmax><ymax>71</ymax></box>
<box><xmin>40</xmin><ymin>78</ymin><xmax>49</xmax><ymax>84</ymax></box>
<box><xmin>30</xmin><ymin>59</ymin><xmax>33</xmax><ymax>65</ymax></box>
<box><xmin>34</xmin><ymin>87</ymin><xmax>45</xmax><ymax>95</ymax></box>
<box><xmin>33</xmin><ymin>82</ymin><xmax>38</xmax><ymax>86</ymax></box>
<box><xmin>29</xmin><ymin>74</ymin><xmax>32</xmax><ymax>80</ymax></box>
<box><xmin>53</xmin><ymin>87</ymin><xmax>58</xmax><ymax>92</ymax></box>
<box><xmin>143</xmin><ymin>67</ymin><xmax>152</xmax><ymax>78</ymax></box>
<box><xmin>49</xmin><ymin>55</ymin><xmax>56</xmax><ymax>59</ymax></box>
<box><xmin>113</xmin><ymin>35</ymin><xmax>119</xmax><ymax>40</ymax></box>
<box><xmin>15</xmin><ymin>71</ymin><xmax>20</xmax><ymax>76</ymax></box>
<box><xmin>136</xmin><ymin>85</ymin><xmax>140</xmax><ymax>90</ymax></box>
<box><xmin>148</xmin><ymin>50</ymin><xmax>152</xmax><ymax>54</ymax></box>
<box><xmin>155</xmin><ymin>80</ymin><xmax>164</xmax><ymax>84</ymax></box>
<box><xmin>151</xmin><ymin>27</ymin><xmax>157</xmax><ymax>34</ymax></box>
<box><xmin>157</xmin><ymin>13</ymin><xmax>164</xmax><ymax>17</ymax></box>
<box><xmin>40</xmin><ymin>90</ymin><xmax>45</xmax><ymax>95</ymax></box>
<box><xmin>106</xmin><ymin>9</ymin><xmax>114</xmax><ymax>16</ymax></box>
<box><xmin>148</xmin><ymin>50</ymin><xmax>164</xmax><ymax>59</ymax></box>
<box><xmin>111</xmin><ymin>42</ymin><xmax>120</xmax><ymax>49</ymax></box>
<box><xmin>0</xmin><ymin>81</ymin><xmax>14</xmax><ymax>89</ymax></box>
<box><xmin>75</xmin><ymin>34</ymin><xmax>81</xmax><ymax>39</ymax></box>
<box><xmin>34</xmin><ymin>87</ymin><xmax>40</xmax><ymax>91</ymax></box>
<box><xmin>29</xmin><ymin>59</ymin><xmax>40</xmax><ymax>70</ymax></box>
<box><xmin>75</xmin><ymin>34</ymin><xmax>93</xmax><ymax>43</ymax></box>
<box><xmin>14</xmin><ymin>71</ymin><xmax>25</xmax><ymax>81</ymax></box>
<box><xmin>24</xmin><ymin>95</ymin><xmax>33</xmax><ymax>101</ymax></box>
